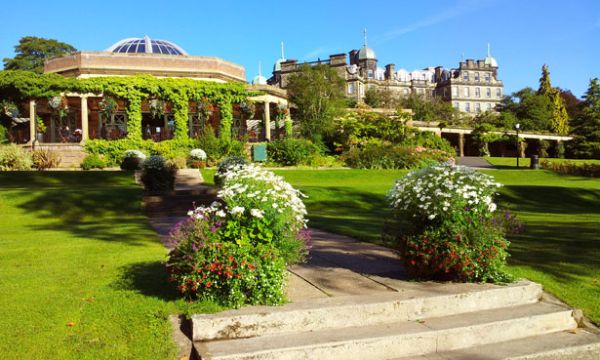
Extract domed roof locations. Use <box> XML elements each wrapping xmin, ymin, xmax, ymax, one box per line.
<box><xmin>358</xmin><ymin>46</ymin><xmax>376</xmax><ymax>60</ymax></box>
<box><xmin>273</xmin><ymin>58</ymin><xmax>284</xmax><ymax>72</ymax></box>
<box><xmin>484</xmin><ymin>55</ymin><xmax>498</xmax><ymax>67</ymax></box>
<box><xmin>252</xmin><ymin>75</ymin><xmax>268</xmax><ymax>85</ymax></box>
<box><xmin>106</xmin><ymin>35</ymin><xmax>188</xmax><ymax>55</ymax></box>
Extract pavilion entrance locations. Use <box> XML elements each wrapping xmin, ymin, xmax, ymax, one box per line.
<box><xmin>142</xmin><ymin>112</ymin><xmax>174</xmax><ymax>141</ymax></box>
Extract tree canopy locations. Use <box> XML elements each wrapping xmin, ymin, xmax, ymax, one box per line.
<box><xmin>286</xmin><ymin>64</ymin><xmax>346</xmax><ymax>142</ymax></box>
<box><xmin>568</xmin><ymin>78</ymin><xmax>600</xmax><ymax>159</ymax></box>
<box><xmin>3</xmin><ymin>36</ymin><xmax>77</xmax><ymax>73</ymax></box>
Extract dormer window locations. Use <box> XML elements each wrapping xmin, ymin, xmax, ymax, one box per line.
<box><xmin>463</xmin><ymin>72</ymin><xmax>469</xmax><ymax>81</ymax></box>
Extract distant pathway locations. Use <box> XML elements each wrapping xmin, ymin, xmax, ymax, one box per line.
<box><xmin>457</xmin><ymin>156</ymin><xmax>496</xmax><ymax>169</ymax></box>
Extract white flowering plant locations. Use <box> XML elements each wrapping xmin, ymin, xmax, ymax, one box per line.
<box><xmin>140</xmin><ymin>155</ymin><xmax>176</xmax><ymax>191</ymax></box>
<box><xmin>387</xmin><ymin>163</ymin><xmax>513</xmax><ymax>282</ymax></box>
<box><xmin>120</xmin><ymin>149</ymin><xmax>146</xmax><ymax>170</ymax></box>
<box><xmin>166</xmin><ymin>163</ymin><xmax>309</xmax><ymax>306</ymax></box>
<box><xmin>189</xmin><ymin>148</ymin><xmax>207</xmax><ymax>161</ymax></box>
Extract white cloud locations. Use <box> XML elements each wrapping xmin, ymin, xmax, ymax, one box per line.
<box><xmin>373</xmin><ymin>0</ymin><xmax>494</xmax><ymax>45</ymax></box>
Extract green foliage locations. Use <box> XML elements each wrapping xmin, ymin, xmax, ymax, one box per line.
<box><xmin>342</xmin><ymin>139</ymin><xmax>452</xmax><ymax>170</ymax></box>
<box><xmin>568</xmin><ymin>78</ymin><xmax>600</xmax><ymax>159</ymax></box>
<box><xmin>80</xmin><ymin>153</ymin><xmax>106</xmax><ymax>170</ymax></box>
<box><xmin>550</xmin><ymin>90</ymin><xmax>569</xmax><ymax>135</ymax></box>
<box><xmin>500</xmin><ymin>87</ymin><xmax>552</xmax><ymax>131</ymax></box>
<box><xmin>140</xmin><ymin>155</ymin><xmax>176</xmax><ymax>191</ymax></box>
<box><xmin>538</xmin><ymin>64</ymin><xmax>553</xmax><ymax>96</ymax></box>
<box><xmin>0</xmin><ymin>71</ymin><xmax>251</xmax><ymax>142</ymax></box>
<box><xmin>31</xmin><ymin>149</ymin><xmax>61</xmax><ymax>170</ymax></box>
<box><xmin>0</xmin><ymin>144</ymin><xmax>32</xmax><ymax>170</ymax></box>
<box><xmin>540</xmin><ymin>159</ymin><xmax>600</xmax><ymax>177</ymax></box>
<box><xmin>267</xmin><ymin>138</ymin><xmax>322</xmax><ymax>166</ymax></box>
<box><xmin>471</xmin><ymin>123</ymin><xmax>503</xmax><ymax>156</ymax></box>
<box><xmin>286</xmin><ymin>64</ymin><xmax>346</xmax><ymax>142</ymax></box>
<box><xmin>402</xmin><ymin>128</ymin><xmax>455</xmax><ymax>154</ymax></box>
<box><xmin>0</xmin><ymin>123</ymin><xmax>8</xmax><ymax>144</ymax></box>
<box><xmin>538</xmin><ymin>140</ymin><xmax>550</xmax><ymax>158</ymax></box>
<box><xmin>3</xmin><ymin>36</ymin><xmax>76</xmax><ymax>73</ymax></box>
<box><xmin>388</xmin><ymin>164</ymin><xmax>514</xmax><ymax>282</ymax></box>
<box><xmin>401</xmin><ymin>93</ymin><xmax>457</xmax><ymax>124</ymax></box>
<box><xmin>364</xmin><ymin>87</ymin><xmax>382</xmax><ymax>108</ymax></box>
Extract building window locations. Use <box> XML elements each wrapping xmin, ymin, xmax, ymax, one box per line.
<box><xmin>403</xmin><ymin>88</ymin><xmax>409</xmax><ymax>96</ymax></box>
<box><xmin>475</xmin><ymin>87</ymin><xmax>481</xmax><ymax>98</ymax></box>
<box><xmin>496</xmin><ymin>88</ymin><xmax>501</xmax><ymax>98</ymax></box>
<box><xmin>463</xmin><ymin>71</ymin><xmax>469</xmax><ymax>81</ymax></box>
<box><xmin>475</xmin><ymin>103</ymin><xmax>481</xmax><ymax>112</ymax></box>
<box><xmin>465</xmin><ymin>102</ymin><xmax>471</xmax><ymax>112</ymax></box>
<box><xmin>485</xmin><ymin>73</ymin><xmax>491</xmax><ymax>83</ymax></box>
<box><xmin>486</xmin><ymin>88</ymin><xmax>491</xmax><ymax>98</ymax></box>
<box><xmin>368</xmin><ymin>69</ymin><xmax>374</xmax><ymax>79</ymax></box>
<box><xmin>453</xmin><ymin>102</ymin><xmax>459</xmax><ymax>109</ymax></box>
<box><xmin>464</xmin><ymin>87</ymin><xmax>469</xmax><ymax>97</ymax></box>
<box><xmin>474</xmin><ymin>72</ymin><xmax>480</xmax><ymax>81</ymax></box>
<box><xmin>487</xmin><ymin>103</ymin><xmax>492</xmax><ymax>111</ymax></box>
<box><xmin>452</xmin><ymin>86</ymin><xmax>458</xmax><ymax>97</ymax></box>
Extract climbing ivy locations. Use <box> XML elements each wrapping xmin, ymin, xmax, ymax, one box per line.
<box><xmin>0</xmin><ymin>70</ymin><xmax>254</xmax><ymax>141</ymax></box>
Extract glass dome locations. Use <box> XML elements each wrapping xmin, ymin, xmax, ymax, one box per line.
<box><xmin>106</xmin><ymin>36</ymin><xmax>188</xmax><ymax>55</ymax></box>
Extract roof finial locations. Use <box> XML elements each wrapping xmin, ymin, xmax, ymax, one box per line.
<box><xmin>364</xmin><ymin>28</ymin><xmax>368</xmax><ymax>48</ymax></box>
<box><xmin>487</xmin><ymin>43</ymin><xmax>491</xmax><ymax>57</ymax></box>
<box><xmin>281</xmin><ymin>41</ymin><xmax>285</xmax><ymax>61</ymax></box>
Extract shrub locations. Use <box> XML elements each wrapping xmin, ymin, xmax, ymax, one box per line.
<box><xmin>267</xmin><ymin>138</ymin><xmax>322</xmax><ymax>166</ymax></box>
<box><xmin>540</xmin><ymin>159</ymin><xmax>600</xmax><ymax>178</ymax></box>
<box><xmin>166</xmin><ymin>164</ymin><xmax>309</xmax><ymax>306</ymax></box>
<box><xmin>167</xmin><ymin>156</ymin><xmax>188</xmax><ymax>170</ymax></box>
<box><xmin>120</xmin><ymin>150</ymin><xmax>146</xmax><ymax>171</ymax></box>
<box><xmin>31</xmin><ymin>149</ymin><xmax>61</xmax><ymax>170</ymax></box>
<box><xmin>0</xmin><ymin>124</ymin><xmax>8</xmax><ymax>144</ymax></box>
<box><xmin>341</xmin><ymin>140</ymin><xmax>453</xmax><ymax>170</ymax></box>
<box><xmin>0</xmin><ymin>144</ymin><xmax>32</xmax><ymax>171</ymax></box>
<box><xmin>80</xmin><ymin>153</ymin><xmax>106</xmax><ymax>170</ymax></box>
<box><xmin>214</xmin><ymin>156</ymin><xmax>248</xmax><ymax>186</ymax></box>
<box><xmin>140</xmin><ymin>155</ymin><xmax>176</xmax><ymax>192</ymax></box>
<box><xmin>387</xmin><ymin>164</ymin><xmax>513</xmax><ymax>282</ymax></box>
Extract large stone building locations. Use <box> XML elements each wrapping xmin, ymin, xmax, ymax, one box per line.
<box><xmin>268</xmin><ymin>35</ymin><xmax>503</xmax><ymax>114</ymax></box>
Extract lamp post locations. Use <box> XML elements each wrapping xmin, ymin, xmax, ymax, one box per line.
<box><xmin>515</xmin><ymin>123</ymin><xmax>521</xmax><ymax>168</ymax></box>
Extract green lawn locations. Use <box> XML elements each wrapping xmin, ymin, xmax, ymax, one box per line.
<box><xmin>204</xmin><ymin>168</ymin><xmax>600</xmax><ymax>325</ymax></box>
<box><xmin>0</xmin><ymin>172</ymin><xmax>221</xmax><ymax>359</ymax></box>
<box><xmin>485</xmin><ymin>156</ymin><xmax>600</xmax><ymax>169</ymax></box>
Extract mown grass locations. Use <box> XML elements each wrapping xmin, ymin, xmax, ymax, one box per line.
<box><xmin>0</xmin><ymin>172</ymin><xmax>222</xmax><ymax>359</ymax></box>
<box><xmin>485</xmin><ymin>156</ymin><xmax>600</xmax><ymax>169</ymax></box>
<box><xmin>203</xmin><ymin>168</ymin><xmax>600</xmax><ymax>324</ymax></box>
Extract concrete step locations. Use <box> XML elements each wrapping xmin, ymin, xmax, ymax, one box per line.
<box><xmin>394</xmin><ymin>329</ymin><xmax>600</xmax><ymax>360</ymax></box>
<box><xmin>195</xmin><ymin>302</ymin><xmax>576</xmax><ymax>360</ymax></box>
<box><xmin>192</xmin><ymin>281</ymin><xmax>542</xmax><ymax>341</ymax></box>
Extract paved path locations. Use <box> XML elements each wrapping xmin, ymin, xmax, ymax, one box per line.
<box><xmin>456</xmin><ymin>156</ymin><xmax>496</xmax><ymax>169</ymax></box>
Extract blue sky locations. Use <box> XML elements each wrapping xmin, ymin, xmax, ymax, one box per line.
<box><xmin>0</xmin><ymin>0</ymin><xmax>598</xmax><ymax>97</ymax></box>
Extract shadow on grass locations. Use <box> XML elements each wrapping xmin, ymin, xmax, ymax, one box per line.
<box><xmin>2</xmin><ymin>172</ymin><xmax>157</xmax><ymax>246</ymax></box>
<box><xmin>499</xmin><ymin>185</ymin><xmax>600</xmax><ymax>214</ymax></box>
<box><xmin>112</xmin><ymin>261</ymin><xmax>180</xmax><ymax>301</ymax></box>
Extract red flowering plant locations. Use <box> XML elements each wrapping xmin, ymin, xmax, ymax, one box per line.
<box><xmin>166</xmin><ymin>206</ymin><xmax>287</xmax><ymax>307</ymax></box>
<box><xmin>388</xmin><ymin>163</ymin><xmax>520</xmax><ymax>282</ymax></box>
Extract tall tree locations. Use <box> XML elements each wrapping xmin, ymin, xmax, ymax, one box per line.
<box><xmin>550</xmin><ymin>89</ymin><xmax>569</xmax><ymax>135</ymax></box>
<box><xmin>568</xmin><ymin>78</ymin><xmax>600</xmax><ymax>159</ymax></box>
<box><xmin>286</xmin><ymin>64</ymin><xmax>345</xmax><ymax>142</ymax></box>
<box><xmin>538</xmin><ymin>64</ymin><xmax>553</xmax><ymax>96</ymax></box>
<box><xmin>3</xmin><ymin>36</ymin><xmax>77</xmax><ymax>73</ymax></box>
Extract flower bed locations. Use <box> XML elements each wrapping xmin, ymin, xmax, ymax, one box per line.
<box><xmin>387</xmin><ymin>163</ymin><xmax>515</xmax><ymax>282</ymax></box>
<box><xmin>166</xmin><ymin>164</ymin><xmax>308</xmax><ymax>307</ymax></box>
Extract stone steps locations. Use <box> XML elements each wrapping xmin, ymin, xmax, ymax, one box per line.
<box><xmin>192</xmin><ymin>282</ymin><xmax>600</xmax><ymax>359</ymax></box>
<box><xmin>394</xmin><ymin>330</ymin><xmax>600</xmax><ymax>359</ymax></box>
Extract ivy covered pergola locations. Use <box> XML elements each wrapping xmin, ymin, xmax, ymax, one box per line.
<box><xmin>0</xmin><ymin>71</ymin><xmax>290</xmax><ymax>144</ymax></box>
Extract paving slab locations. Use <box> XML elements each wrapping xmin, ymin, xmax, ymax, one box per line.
<box><xmin>175</xmin><ymin>168</ymin><xmax>204</xmax><ymax>191</ymax></box>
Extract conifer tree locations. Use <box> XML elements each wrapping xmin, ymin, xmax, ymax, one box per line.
<box><xmin>550</xmin><ymin>89</ymin><xmax>569</xmax><ymax>135</ymax></box>
<box><xmin>538</xmin><ymin>64</ymin><xmax>553</xmax><ymax>96</ymax></box>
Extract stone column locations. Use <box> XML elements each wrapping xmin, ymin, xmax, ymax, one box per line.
<box><xmin>458</xmin><ymin>133</ymin><xmax>465</xmax><ymax>157</ymax></box>
<box><xmin>80</xmin><ymin>96</ymin><xmax>89</xmax><ymax>142</ymax></box>
<box><xmin>264</xmin><ymin>101</ymin><xmax>271</xmax><ymax>141</ymax></box>
<box><xmin>28</xmin><ymin>100</ymin><xmax>36</xmax><ymax>145</ymax></box>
